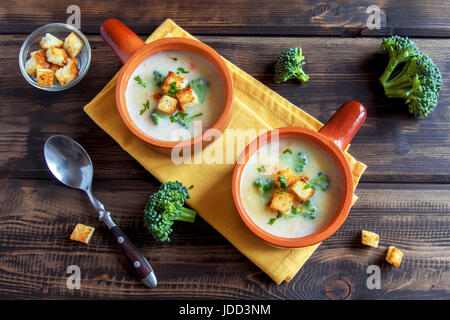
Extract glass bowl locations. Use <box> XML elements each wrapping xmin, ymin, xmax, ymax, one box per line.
<box><xmin>19</xmin><ymin>23</ymin><xmax>91</xmax><ymax>91</ymax></box>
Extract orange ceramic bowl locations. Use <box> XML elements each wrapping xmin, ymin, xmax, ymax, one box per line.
<box><xmin>232</xmin><ymin>101</ymin><xmax>367</xmax><ymax>248</ymax></box>
<box><xmin>100</xmin><ymin>19</ymin><xmax>233</xmax><ymax>153</ymax></box>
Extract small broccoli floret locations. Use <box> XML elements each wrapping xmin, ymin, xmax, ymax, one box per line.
<box><xmin>274</xmin><ymin>47</ymin><xmax>309</xmax><ymax>84</ymax></box>
<box><xmin>143</xmin><ymin>181</ymin><xmax>196</xmax><ymax>242</ymax></box>
<box><xmin>379</xmin><ymin>36</ymin><xmax>442</xmax><ymax>117</ymax></box>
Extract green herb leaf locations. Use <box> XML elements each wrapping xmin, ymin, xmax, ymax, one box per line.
<box><xmin>189</xmin><ymin>78</ymin><xmax>209</xmax><ymax>103</ymax></box>
<box><xmin>282</xmin><ymin>148</ymin><xmax>293</xmax><ymax>154</ymax></box>
<box><xmin>170</xmin><ymin>112</ymin><xmax>203</xmax><ymax>128</ymax></box>
<box><xmin>170</xmin><ymin>57</ymin><xmax>178</xmax><ymax>61</ymax></box>
<box><xmin>177</xmin><ymin>67</ymin><xmax>190</xmax><ymax>74</ymax></box>
<box><xmin>257</xmin><ymin>165</ymin><xmax>266</xmax><ymax>173</ymax></box>
<box><xmin>303</xmin><ymin>183</ymin><xmax>313</xmax><ymax>190</ymax></box>
<box><xmin>134</xmin><ymin>75</ymin><xmax>147</xmax><ymax>88</ymax></box>
<box><xmin>153</xmin><ymin>71</ymin><xmax>165</xmax><ymax>88</ymax></box>
<box><xmin>278</xmin><ymin>175</ymin><xmax>288</xmax><ymax>189</ymax></box>
<box><xmin>289</xmin><ymin>200</ymin><xmax>317</xmax><ymax>219</ymax></box>
<box><xmin>268</xmin><ymin>212</ymin><xmax>282</xmax><ymax>225</ymax></box>
<box><xmin>151</xmin><ymin>109</ymin><xmax>161</xmax><ymax>125</ymax></box>
<box><xmin>167</xmin><ymin>81</ymin><xmax>181</xmax><ymax>96</ymax></box>
<box><xmin>294</xmin><ymin>152</ymin><xmax>307</xmax><ymax>173</ymax></box>
<box><xmin>139</xmin><ymin>100</ymin><xmax>150</xmax><ymax>115</ymax></box>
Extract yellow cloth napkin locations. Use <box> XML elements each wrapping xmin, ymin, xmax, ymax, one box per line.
<box><xmin>84</xmin><ymin>19</ymin><xmax>367</xmax><ymax>284</ymax></box>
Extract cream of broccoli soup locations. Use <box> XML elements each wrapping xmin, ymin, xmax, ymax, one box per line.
<box><xmin>240</xmin><ymin>138</ymin><xmax>341</xmax><ymax>238</ymax></box>
<box><xmin>125</xmin><ymin>50</ymin><xmax>224</xmax><ymax>141</ymax></box>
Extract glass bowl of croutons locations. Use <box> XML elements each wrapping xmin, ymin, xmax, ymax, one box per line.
<box><xmin>19</xmin><ymin>23</ymin><xmax>91</xmax><ymax>91</ymax></box>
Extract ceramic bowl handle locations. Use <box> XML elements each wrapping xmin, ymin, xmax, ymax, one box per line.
<box><xmin>100</xmin><ymin>18</ymin><xmax>146</xmax><ymax>64</ymax></box>
<box><xmin>318</xmin><ymin>100</ymin><xmax>367</xmax><ymax>151</ymax></box>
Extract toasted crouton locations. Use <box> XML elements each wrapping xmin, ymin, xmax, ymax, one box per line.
<box><xmin>161</xmin><ymin>71</ymin><xmax>186</xmax><ymax>95</ymax></box>
<box><xmin>157</xmin><ymin>95</ymin><xmax>178</xmax><ymax>114</ymax></box>
<box><xmin>64</xmin><ymin>32</ymin><xmax>83</xmax><ymax>57</ymax></box>
<box><xmin>386</xmin><ymin>246</ymin><xmax>403</xmax><ymax>267</ymax></box>
<box><xmin>39</xmin><ymin>33</ymin><xmax>64</xmax><ymax>49</ymax></box>
<box><xmin>49</xmin><ymin>64</ymin><xmax>61</xmax><ymax>82</ymax></box>
<box><xmin>55</xmin><ymin>57</ymin><xmax>78</xmax><ymax>86</ymax></box>
<box><xmin>70</xmin><ymin>223</ymin><xmax>95</xmax><ymax>244</ymax></box>
<box><xmin>361</xmin><ymin>230</ymin><xmax>379</xmax><ymax>248</ymax></box>
<box><xmin>268</xmin><ymin>190</ymin><xmax>295</xmax><ymax>214</ymax></box>
<box><xmin>36</xmin><ymin>68</ymin><xmax>54</xmax><ymax>87</ymax></box>
<box><xmin>46</xmin><ymin>47</ymin><xmax>68</xmax><ymax>66</ymax></box>
<box><xmin>290</xmin><ymin>180</ymin><xmax>315</xmax><ymax>203</ymax></box>
<box><xmin>276</xmin><ymin>168</ymin><xmax>300</xmax><ymax>188</ymax></box>
<box><xmin>25</xmin><ymin>50</ymin><xmax>51</xmax><ymax>77</ymax></box>
<box><xmin>176</xmin><ymin>85</ymin><xmax>198</xmax><ymax>109</ymax></box>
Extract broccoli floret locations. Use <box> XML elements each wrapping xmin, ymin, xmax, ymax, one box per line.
<box><xmin>274</xmin><ymin>47</ymin><xmax>309</xmax><ymax>84</ymax></box>
<box><xmin>143</xmin><ymin>181</ymin><xmax>196</xmax><ymax>242</ymax></box>
<box><xmin>379</xmin><ymin>36</ymin><xmax>442</xmax><ymax>117</ymax></box>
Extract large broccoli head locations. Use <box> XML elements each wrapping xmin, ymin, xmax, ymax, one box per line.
<box><xmin>274</xmin><ymin>47</ymin><xmax>309</xmax><ymax>84</ymax></box>
<box><xmin>143</xmin><ymin>181</ymin><xmax>196</xmax><ymax>242</ymax></box>
<box><xmin>379</xmin><ymin>36</ymin><xmax>442</xmax><ymax>117</ymax></box>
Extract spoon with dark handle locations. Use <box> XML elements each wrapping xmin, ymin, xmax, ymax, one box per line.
<box><xmin>44</xmin><ymin>135</ymin><xmax>157</xmax><ymax>288</ymax></box>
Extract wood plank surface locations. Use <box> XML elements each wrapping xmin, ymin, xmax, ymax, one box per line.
<box><xmin>0</xmin><ymin>180</ymin><xmax>448</xmax><ymax>299</ymax></box>
<box><xmin>1</xmin><ymin>35</ymin><xmax>449</xmax><ymax>182</ymax></box>
<box><xmin>1</xmin><ymin>0</ymin><xmax>449</xmax><ymax>37</ymax></box>
<box><xmin>1</xmin><ymin>0</ymin><xmax>449</xmax><ymax>300</ymax></box>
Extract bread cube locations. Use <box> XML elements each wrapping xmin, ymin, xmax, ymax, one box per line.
<box><xmin>361</xmin><ymin>230</ymin><xmax>379</xmax><ymax>248</ymax></box>
<box><xmin>39</xmin><ymin>33</ymin><xmax>64</xmax><ymax>49</ymax></box>
<box><xmin>157</xmin><ymin>95</ymin><xmax>178</xmax><ymax>114</ymax></box>
<box><xmin>276</xmin><ymin>168</ymin><xmax>300</xmax><ymax>188</ymax></box>
<box><xmin>36</xmin><ymin>68</ymin><xmax>54</xmax><ymax>87</ymax></box>
<box><xmin>46</xmin><ymin>47</ymin><xmax>68</xmax><ymax>66</ymax></box>
<box><xmin>55</xmin><ymin>57</ymin><xmax>78</xmax><ymax>86</ymax></box>
<box><xmin>161</xmin><ymin>71</ymin><xmax>186</xmax><ymax>95</ymax></box>
<box><xmin>290</xmin><ymin>180</ymin><xmax>315</xmax><ymax>203</ymax></box>
<box><xmin>176</xmin><ymin>85</ymin><xmax>198</xmax><ymax>109</ymax></box>
<box><xmin>64</xmin><ymin>32</ymin><xmax>84</xmax><ymax>57</ymax></box>
<box><xmin>25</xmin><ymin>50</ymin><xmax>51</xmax><ymax>77</ymax></box>
<box><xmin>70</xmin><ymin>223</ymin><xmax>95</xmax><ymax>244</ymax></box>
<box><xmin>386</xmin><ymin>246</ymin><xmax>403</xmax><ymax>267</ymax></box>
<box><xmin>268</xmin><ymin>190</ymin><xmax>295</xmax><ymax>214</ymax></box>
<box><xmin>49</xmin><ymin>64</ymin><xmax>61</xmax><ymax>82</ymax></box>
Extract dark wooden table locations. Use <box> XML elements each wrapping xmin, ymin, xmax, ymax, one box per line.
<box><xmin>0</xmin><ymin>0</ymin><xmax>449</xmax><ymax>300</ymax></box>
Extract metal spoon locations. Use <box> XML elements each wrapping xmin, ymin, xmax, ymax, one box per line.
<box><xmin>44</xmin><ymin>135</ymin><xmax>157</xmax><ymax>288</ymax></box>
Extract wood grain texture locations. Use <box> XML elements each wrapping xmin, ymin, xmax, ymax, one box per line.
<box><xmin>0</xmin><ymin>0</ymin><xmax>449</xmax><ymax>37</ymax></box>
<box><xmin>0</xmin><ymin>180</ymin><xmax>448</xmax><ymax>299</ymax></box>
<box><xmin>1</xmin><ymin>35</ymin><xmax>449</xmax><ymax>182</ymax></box>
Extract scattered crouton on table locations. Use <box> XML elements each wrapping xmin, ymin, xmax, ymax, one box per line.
<box><xmin>70</xmin><ymin>223</ymin><xmax>95</xmax><ymax>244</ymax></box>
<box><xmin>361</xmin><ymin>230</ymin><xmax>380</xmax><ymax>248</ymax></box>
<box><xmin>386</xmin><ymin>246</ymin><xmax>404</xmax><ymax>267</ymax></box>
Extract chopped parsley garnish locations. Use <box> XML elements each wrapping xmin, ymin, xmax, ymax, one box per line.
<box><xmin>257</xmin><ymin>165</ymin><xmax>266</xmax><ymax>173</ymax></box>
<box><xmin>189</xmin><ymin>78</ymin><xmax>209</xmax><ymax>103</ymax></box>
<box><xmin>139</xmin><ymin>100</ymin><xmax>150</xmax><ymax>115</ymax></box>
<box><xmin>167</xmin><ymin>81</ymin><xmax>181</xmax><ymax>96</ymax></box>
<box><xmin>268</xmin><ymin>212</ymin><xmax>282</xmax><ymax>225</ymax></box>
<box><xmin>153</xmin><ymin>71</ymin><xmax>165</xmax><ymax>88</ymax></box>
<box><xmin>278</xmin><ymin>175</ymin><xmax>288</xmax><ymax>189</ymax></box>
<box><xmin>134</xmin><ymin>75</ymin><xmax>146</xmax><ymax>88</ymax></box>
<box><xmin>177</xmin><ymin>67</ymin><xmax>190</xmax><ymax>74</ymax></box>
<box><xmin>170</xmin><ymin>112</ymin><xmax>203</xmax><ymax>128</ymax></box>
<box><xmin>294</xmin><ymin>152</ymin><xmax>307</xmax><ymax>173</ymax></box>
<box><xmin>282</xmin><ymin>149</ymin><xmax>293</xmax><ymax>154</ymax></box>
<box><xmin>170</xmin><ymin>57</ymin><xmax>178</xmax><ymax>61</ymax></box>
<box><xmin>289</xmin><ymin>200</ymin><xmax>317</xmax><ymax>219</ymax></box>
<box><xmin>151</xmin><ymin>109</ymin><xmax>160</xmax><ymax>125</ymax></box>
<box><xmin>310</xmin><ymin>172</ymin><xmax>329</xmax><ymax>191</ymax></box>
<box><xmin>188</xmin><ymin>185</ymin><xmax>194</xmax><ymax>189</ymax></box>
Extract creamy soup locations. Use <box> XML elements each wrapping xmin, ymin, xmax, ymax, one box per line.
<box><xmin>240</xmin><ymin>138</ymin><xmax>341</xmax><ymax>238</ymax></box>
<box><xmin>125</xmin><ymin>50</ymin><xmax>224</xmax><ymax>141</ymax></box>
